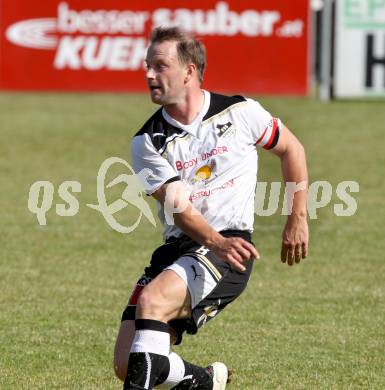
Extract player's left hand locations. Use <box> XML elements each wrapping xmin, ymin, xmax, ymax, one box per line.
<box><xmin>281</xmin><ymin>215</ymin><xmax>308</xmax><ymax>266</ymax></box>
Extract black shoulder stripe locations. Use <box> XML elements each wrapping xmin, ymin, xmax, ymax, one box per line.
<box><xmin>134</xmin><ymin>108</ymin><xmax>184</xmax><ymax>152</ymax></box>
<box><xmin>203</xmin><ymin>92</ymin><xmax>246</xmax><ymax>121</ymax></box>
<box><xmin>159</xmin><ymin>132</ymin><xmax>189</xmax><ymax>155</ymax></box>
<box><xmin>134</xmin><ymin>108</ymin><xmax>163</xmax><ymax>137</ymax></box>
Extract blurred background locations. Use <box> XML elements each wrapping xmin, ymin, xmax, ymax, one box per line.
<box><xmin>1</xmin><ymin>0</ymin><xmax>384</xmax><ymax>98</ymax></box>
<box><xmin>1</xmin><ymin>1</ymin><xmax>384</xmax><ymax>389</ymax></box>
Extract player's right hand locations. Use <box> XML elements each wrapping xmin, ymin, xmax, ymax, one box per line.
<box><xmin>211</xmin><ymin>236</ymin><xmax>260</xmax><ymax>272</ymax></box>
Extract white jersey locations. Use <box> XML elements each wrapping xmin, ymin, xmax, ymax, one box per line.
<box><xmin>131</xmin><ymin>90</ymin><xmax>281</xmax><ymax>240</ymax></box>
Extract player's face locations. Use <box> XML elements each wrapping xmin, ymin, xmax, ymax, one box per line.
<box><xmin>145</xmin><ymin>41</ymin><xmax>188</xmax><ymax>105</ymax></box>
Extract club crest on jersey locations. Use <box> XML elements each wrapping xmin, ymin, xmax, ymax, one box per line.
<box><xmin>216</xmin><ymin>121</ymin><xmax>236</xmax><ymax>139</ymax></box>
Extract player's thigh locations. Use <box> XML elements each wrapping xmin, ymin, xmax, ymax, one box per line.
<box><xmin>113</xmin><ymin>319</ymin><xmax>135</xmax><ymax>381</ymax></box>
<box><xmin>136</xmin><ymin>269</ymin><xmax>192</xmax><ymax>321</ymax></box>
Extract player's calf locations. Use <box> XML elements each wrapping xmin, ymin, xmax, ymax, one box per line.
<box><xmin>114</xmin><ymin>320</ymin><xmax>136</xmax><ymax>381</ymax></box>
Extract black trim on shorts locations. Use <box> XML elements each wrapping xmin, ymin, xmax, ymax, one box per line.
<box><xmin>164</xmin><ymin>176</ymin><xmax>180</xmax><ymax>185</ymax></box>
<box><xmin>122</xmin><ymin>305</ymin><xmax>136</xmax><ymax>321</ymax></box>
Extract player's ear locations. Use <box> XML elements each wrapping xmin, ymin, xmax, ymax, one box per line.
<box><xmin>184</xmin><ymin>63</ymin><xmax>196</xmax><ymax>83</ymax></box>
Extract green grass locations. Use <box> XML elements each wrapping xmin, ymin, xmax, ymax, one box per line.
<box><xmin>0</xmin><ymin>93</ymin><xmax>384</xmax><ymax>389</ymax></box>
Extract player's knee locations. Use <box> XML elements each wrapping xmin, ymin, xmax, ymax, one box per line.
<box><xmin>137</xmin><ymin>287</ymin><xmax>159</xmax><ymax>311</ymax></box>
<box><xmin>136</xmin><ymin>286</ymin><xmax>166</xmax><ymax>318</ymax></box>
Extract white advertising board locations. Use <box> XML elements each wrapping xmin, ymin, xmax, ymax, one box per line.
<box><xmin>334</xmin><ymin>0</ymin><xmax>385</xmax><ymax>97</ymax></box>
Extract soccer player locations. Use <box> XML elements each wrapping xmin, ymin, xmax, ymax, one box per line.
<box><xmin>114</xmin><ymin>27</ymin><xmax>309</xmax><ymax>389</ymax></box>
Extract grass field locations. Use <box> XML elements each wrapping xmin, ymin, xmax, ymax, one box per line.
<box><xmin>0</xmin><ymin>93</ymin><xmax>384</xmax><ymax>389</ymax></box>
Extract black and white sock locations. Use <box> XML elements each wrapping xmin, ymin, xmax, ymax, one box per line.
<box><xmin>169</xmin><ymin>356</ymin><xmax>213</xmax><ymax>390</ymax></box>
<box><xmin>123</xmin><ymin>319</ymin><xmax>213</xmax><ymax>390</ymax></box>
<box><xmin>123</xmin><ymin>319</ymin><xmax>170</xmax><ymax>390</ymax></box>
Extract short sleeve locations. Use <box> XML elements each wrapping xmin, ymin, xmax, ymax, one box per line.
<box><xmin>245</xmin><ymin>98</ymin><xmax>281</xmax><ymax>150</ymax></box>
<box><xmin>131</xmin><ymin>133</ymin><xmax>179</xmax><ymax>195</ymax></box>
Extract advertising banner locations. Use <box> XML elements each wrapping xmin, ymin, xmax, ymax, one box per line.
<box><xmin>334</xmin><ymin>0</ymin><xmax>385</xmax><ymax>97</ymax></box>
<box><xmin>0</xmin><ymin>1</ymin><xmax>309</xmax><ymax>94</ymax></box>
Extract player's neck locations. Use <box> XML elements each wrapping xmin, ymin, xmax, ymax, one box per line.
<box><xmin>164</xmin><ymin>88</ymin><xmax>205</xmax><ymax>125</ymax></box>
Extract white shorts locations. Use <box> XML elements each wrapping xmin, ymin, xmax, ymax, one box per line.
<box><xmin>165</xmin><ymin>256</ymin><xmax>217</xmax><ymax>309</ymax></box>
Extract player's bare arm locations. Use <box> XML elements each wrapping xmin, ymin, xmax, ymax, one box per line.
<box><xmin>270</xmin><ymin>124</ymin><xmax>309</xmax><ymax>266</ymax></box>
<box><xmin>152</xmin><ymin>181</ymin><xmax>260</xmax><ymax>272</ymax></box>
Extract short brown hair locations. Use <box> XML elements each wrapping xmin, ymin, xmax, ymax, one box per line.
<box><xmin>149</xmin><ymin>27</ymin><xmax>206</xmax><ymax>83</ymax></box>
